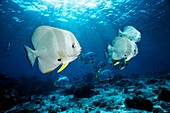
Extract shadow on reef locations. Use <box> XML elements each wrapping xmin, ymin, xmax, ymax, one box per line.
<box><xmin>0</xmin><ymin>73</ymin><xmax>56</xmax><ymax>111</ymax></box>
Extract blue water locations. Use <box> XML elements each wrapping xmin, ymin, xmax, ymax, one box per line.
<box><xmin>0</xmin><ymin>0</ymin><xmax>170</xmax><ymax>78</ymax></box>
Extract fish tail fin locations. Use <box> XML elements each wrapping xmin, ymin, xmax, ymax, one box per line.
<box><xmin>118</xmin><ymin>29</ymin><xmax>123</xmax><ymax>37</ymax></box>
<box><xmin>24</xmin><ymin>45</ymin><xmax>36</xmax><ymax>67</ymax></box>
<box><xmin>78</xmin><ymin>54</ymin><xmax>83</xmax><ymax>63</ymax></box>
<box><xmin>105</xmin><ymin>52</ymin><xmax>108</xmax><ymax>59</ymax></box>
<box><xmin>78</xmin><ymin>54</ymin><xmax>81</xmax><ymax>60</ymax></box>
<box><xmin>107</xmin><ymin>44</ymin><xmax>114</xmax><ymax>56</ymax></box>
<box><xmin>78</xmin><ymin>55</ymin><xmax>87</xmax><ymax>64</ymax></box>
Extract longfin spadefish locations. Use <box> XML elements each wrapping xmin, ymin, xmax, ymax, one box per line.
<box><xmin>57</xmin><ymin>62</ymin><xmax>69</xmax><ymax>73</ymax></box>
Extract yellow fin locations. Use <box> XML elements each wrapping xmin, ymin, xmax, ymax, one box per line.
<box><xmin>125</xmin><ymin>57</ymin><xmax>131</xmax><ymax>62</ymax></box>
<box><xmin>120</xmin><ymin>66</ymin><xmax>125</xmax><ymax>70</ymax></box>
<box><xmin>114</xmin><ymin>61</ymin><xmax>120</xmax><ymax>66</ymax></box>
<box><xmin>57</xmin><ymin>62</ymin><xmax>69</xmax><ymax>73</ymax></box>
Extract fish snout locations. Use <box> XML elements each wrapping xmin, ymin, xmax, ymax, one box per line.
<box><xmin>77</xmin><ymin>48</ymin><xmax>82</xmax><ymax>55</ymax></box>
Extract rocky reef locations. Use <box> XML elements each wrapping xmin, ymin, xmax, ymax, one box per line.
<box><xmin>0</xmin><ymin>72</ymin><xmax>170</xmax><ymax>113</ymax></box>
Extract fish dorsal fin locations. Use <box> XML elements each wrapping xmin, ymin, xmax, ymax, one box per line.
<box><xmin>118</xmin><ymin>29</ymin><xmax>123</xmax><ymax>37</ymax></box>
<box><xmin>31</xmin><ymin>26</ymin><xmax>51</xmax><ymax>49</ymax></box>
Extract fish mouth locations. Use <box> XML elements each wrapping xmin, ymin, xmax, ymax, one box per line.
<box><xmin>66</xmin><ymin>48</ymin><xmax>81</xmax><ymax>58</ymax></box>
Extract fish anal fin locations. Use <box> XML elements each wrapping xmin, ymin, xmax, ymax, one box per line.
<box><xmin>57</xmin><ymin>62</ymin><xmax>69</xmax><ymax>73</ymax></box>
<box><xmin>43</xmin><ymin>69</ymin><xmax>55</xmax><ymax>74</ymax></box>
<box><xmin>38</xmin><ymin>58</ymin><xmax>58</xmax><ymax>74</ymax></box>
<box><xmin>108</xmin><ymin>57</ymin><xmax>113</xmax><ymax>64</ymax></box>
<box><xmin>125</xmin><ymin>57</ymin><xmax>131</xmax><ymax>62</ymax></box>
<box><xmin>114</xmin><ymin>61</ymin><xmax>120</xmax><ymax>66</ymax></box>
<box><xmin>120</xmin><ymin>66</ymin><xmax>125</xmax><ymax>70</ymax></box>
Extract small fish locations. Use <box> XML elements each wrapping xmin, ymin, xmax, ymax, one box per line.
<box><xmin>54</xmin><ymin>75</ymin><xmax>69</xmax><ymax>88</ymax></box>
<box><xmin>96</xmin><ymin>69</ymin><xmax>114</xmax><ymax>82</ymax></box>
<box><xmin>4</xmin><ymin>43</ymin><xmax>11</xmax><ymax>57</ymax></box>
<box><xmin>5</xmin><ymin>43</ymin><xmax>10</xmax><ymax>50</ymax></box>
<box><xmin>107</xmin><ymin>37</ymin><xmax>138</xmax><ymax>61</ymax></box>
<box><xmin>118</xmin><ymin>26</ymin><xmax>141</xmax><ymax>42</ymax></box>
<box><xmin>79</xmin><ymin>52</ymin><xmax>96</xmax><ymax>64</ymax></box>
<box><xmin>93</xmin><ymin>61</ymin><xmax>106</xmax><ymax>72</ymax></box>
<box><xmin>24</xmin><ymin>26</ymin><xmax>81</xmax><ymax>74</ymax></box>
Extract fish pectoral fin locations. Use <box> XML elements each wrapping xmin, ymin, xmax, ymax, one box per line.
<box><xmin>57</xmin><ymin>62</ymin><xmax>69</xmax><ymax>73</ymax></box>
<box><xmin>114</xmin><ymin>61</ymin><xmax>120</xmax><ymax>66</ymax></box>
<box><xmin>125</xmin><ymin>57</ymin><xmax>131</xmax><ymax>62</ymax></box>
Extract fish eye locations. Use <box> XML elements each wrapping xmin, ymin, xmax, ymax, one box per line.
<box><xmin>72</xmin><ymin>44</ymin><xmax>75</xmax><ymax>48</ymax></box>
<box><xmin>124</xmin><ymin>55</ymin><xmax>127</xmax><ymax>57</ymax></box>
<box><xmin>58</xmin><ymin>58</ymin><xmax>62</xmax><ymax>61</ymax></box>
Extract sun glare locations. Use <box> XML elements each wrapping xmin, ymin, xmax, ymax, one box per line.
<box><xmin>42</xmin><ymin>0</ymin><xmax>101</xmax><ymax>8</ymax></box>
